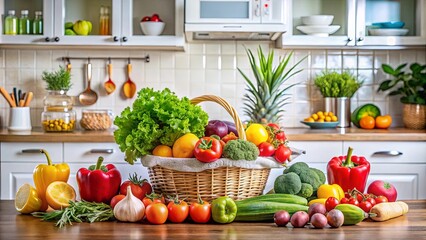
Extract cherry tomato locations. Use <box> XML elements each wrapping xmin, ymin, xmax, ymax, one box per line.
<box><xmin>356</xmin><ymin>193</ymin><xmax>364</xmax><ymax>203</ymax></box>
<box><xmin>120</xmin><ymin>173</ymin><xmax>152</xmax><ymax>201</ymax></box>
<box><xmin>110</xmin><ymin>194</ymin><xmax>125</xmax><ymax>209</ymax></box>
<box><xmin>258</xmin><ymin>142</ymin><xmax>276</xmax><ymax>157</ymax></box>
<box><xmin>275</xmin><ymin>131</ymin><xmax>287</xmax><ymax>142</ymax></box>
<box><xmin>359</xmin><ymin>201</ymin><xmax>373</xmax><ymax>213</ymax></box>
<box><xmin>348</xmin><ymin>198</ymin><xmax>359</xmax><ymax>206</ymax></box>
<box><xmin>142</xmin><ymin>193</ymin><xmax>166</xmax><ymax>207</ymax></box>
<box><xmin>365</xmin><ymin>197</ymin><xmax>376</xmax><ymax>207</ymax></box>
<box><xmin>274</xmin><ymin>144</ymin><xmax>292</xmax><ymax>164</ymax></box>
<box><xmin>325</xmin><ymin>197</ymin><xmax>339</xmax><ymax>212</ymax></box>
<box><xmin>189</xmin><ymin>198</ymin><xmax>211</xmax><ymax>223</ymax></box>
<box><xmin>340</xmin><ymin>197</ymin><xmax>350</xmax><ymax>204</ymax></box>
<box><xmin>145</xmin><ymin>202</ymin><xmax>168</xmax><ymax>224</ymax></box>
<box><xmin>167</xmin><ymin>199</ymin><xmax>189</xmax><ymax>223</ymax></box>
<box><xmin>375</xmin><ymin>195</ymin><xmax>389</xmax><ymax>204</ymax></box>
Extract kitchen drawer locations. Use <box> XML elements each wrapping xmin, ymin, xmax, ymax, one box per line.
<box><xmin>290</xmin><ymin>141</ymin><xmax>343</xmax><ymax>163</ymax></box>
<box><xmin>343</xmin><ymin>141</ymin><xmax>426</xmax><ymax>163</ymax></box>
<box><xmin>0</xmin><ymin>142</ymin><xmax>63</xmax><ymax>163</ymax></box>
<box><xmin>63</xmin><ymin>143</ymin><xmax>125</xmax><ymax>164</ymax></box>
<box><xmin>1</xmin><ymin>163</ymin><xmax>36</xmax><ymax>199</ymax></box>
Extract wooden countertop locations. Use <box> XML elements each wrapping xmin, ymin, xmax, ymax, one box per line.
<box><xmin>0</xmin><ymin>200</ymin><xmax>424</xmax><ymax>239</ymax></box>
<box><xmin>0</xmin><ymin>127</ymin><xmax>425</xmax><ymax>142</ymax></box>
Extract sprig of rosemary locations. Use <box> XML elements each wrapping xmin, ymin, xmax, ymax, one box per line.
<box><xmin>32</xmin><ymin>200</ymin><xmax>115</xmax><ymax>228</ymax></box>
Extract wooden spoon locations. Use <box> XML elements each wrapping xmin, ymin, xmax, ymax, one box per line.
<box><xmin>78</xmin><ymin>62</ymin><xmax>98</xmax><ymax>105</ymax></box>
<box><xmin>123</xmin><ymin>62</ymin><xmax>136</xmax><ymax>98</ymax></box>
<box><xmin>104</xmin><ymin>63</ymin><xmax>116</xmax><ymax>94</ymax></box>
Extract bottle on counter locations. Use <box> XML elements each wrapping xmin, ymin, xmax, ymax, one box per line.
<box><xmin>32</xmin><ymin>11</ymin><xmax>43</xmax><ymax>35</ymax></box>
<box><xmin>4</xmin><ymin>10</ymin><xmax>18</xmax><ymax>35</ymax></box>
<box><xmin>19</xmin><ymin>10</ymin><xmax>31</xmax><ymax>34</ymax></box>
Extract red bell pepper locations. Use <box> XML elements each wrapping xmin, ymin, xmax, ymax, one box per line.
<box><xmin>76</xmin><ymin>156</ymin><xmax>122</xmax><ymax>204</ymax></box>
<box><xmin>193</xmin><ymin>137</ymin><xmax>223</xmax><ymax>163</ymax></box>
<box><xmin>327</xmin><ymin>147</ymin><xmax>370</xmax><ymax>193</ymax></box>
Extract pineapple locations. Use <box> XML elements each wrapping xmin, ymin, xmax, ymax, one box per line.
<box><xmin>238</xmin><ymin>46</ymin><xmax>306</xmax><ymax>124</ymax></box>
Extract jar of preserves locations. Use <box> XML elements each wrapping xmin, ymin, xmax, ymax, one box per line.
<box><xmin>41</xmin><ymin>90</ymin><xmax>76</xmax><ymax>132</ymax></box>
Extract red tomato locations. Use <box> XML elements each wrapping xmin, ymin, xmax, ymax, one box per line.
<box><xmin>142</xmin><ymin>193</ymin><xmax>166</xmax><ymax>207</ymax></box>
<box><xmin>367</xmin><ymin>180</ymin><xmax>397</xmax><ymax>202</ymax></box>
<box><xmin>365</xmin><ymin>197</ymin><xmax>376</xmax><ymax>207</ymax></box>
<box><xmin>167</xmin><ymin>200</ymin><xmax>189</xmax><ymax>223</ymax></box>
<box><xmin>189</xmin><ymin>198</ymin><xmax>211</xmax><ymax>223</ymax></box>
<box><xmin>258</xmin><ymin>142</ymin><xmax>276</xmax><ymax>157</ymax></box>
<box><xmin>110</xmin><ymin>194</ymin><xmax>125</xmax><ymax>209</ymax></box>
<box><xmin>359</xmin><ymin>201</ymin><xmax>373</xmax><ymax>213</ymax></box>
<box><xmin>266</xmin><ymin>123</ymin><xmax>280</xmax><ymax>131</ymax></box>
<box><xmin>120</xmin><ymin>173</ymin><xmax>152</xmax><ymax>201</ymax></box>
<box><xmin>266</xmin><ymin>123</ymin><xmax>286</xmax><ymax>143</ymax></box>
<box><xmin>325</xmin><ymin>197</ymin><xmax>339</xmax><ymax>212</ymax></box>
<box><xmin>375</xmin><ymin>196</ymin><xmax>388</xmax><ymax>204</ymax></box>
<box><xmin>340</xmin><ymin>197</ymin><xmax>350</xmax><ymax>204</ymax></box>
<box><xmin>274</xmin><ymin>144</ymin><xmax>291</xmax><ymax>163</ymax></box>
<box><xmin>356</xmin><ymin>193</ymin><xmax>364</xmax><ymax>203</ymax></box>
<box><xmin>275</xmin><ymin>131</ymin><xmax>287</xmax><ymax>142</ymax></box>
<box><xmin>145</xmin><ymin>202</ymin><xmax>168</xmax><ymax>224</ymax></box>
<box><xmin>348</xmin><ymin>198</ymin><xmax>359</xmax><ymax>206</ymax></box>
<box><xmin>193</xmin><ymin>137</ymin><xmax>223</xmax><ymax>163</ymax></box>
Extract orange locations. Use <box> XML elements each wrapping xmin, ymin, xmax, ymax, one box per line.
<box><xmin>375</xmin><ymin>115</ymin><xmax>392</xmax><ymax>129</ymax></box>
<box><xmin>359</xmin><ymin>116</ymin><xmax>375</xmax><ymax>129</ymax></box>
<box><xmin>172</xmin><ymin>133</ymin><xmax>199</xmax><ymax>158</ymax></box>
<box><xmin>45</xmin><ymin>181</ymin><xmax>76</xmax><ymax>210</ymax></box>
<box><xmin>152</xmin><ymin>145</ymin><xmax>173</xmax><ymax>157</ymax></box>
<box><xmin>15</xmin><ymin>183</ymin><xmax>42</xmax><ymax>214</ymax></box>
<box><xmin>245</xmin><ymin>123</ymin><xmax>269</xmax><ymax>146</ymax></box>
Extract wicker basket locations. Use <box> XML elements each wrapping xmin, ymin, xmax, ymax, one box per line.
<box><xmin>145</xmin><ymin>95</ymin><xmax>272</xmax><ymax>202</ymax></box>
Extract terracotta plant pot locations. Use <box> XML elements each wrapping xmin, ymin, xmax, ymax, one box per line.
<box><xmin>403</xmin><ymin>104</ymin><xmax>426</xmax><ymax>129</ymax></box>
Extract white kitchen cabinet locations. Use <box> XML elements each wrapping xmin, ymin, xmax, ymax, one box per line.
<box><xmin>0</xmin><ymin>142</ymin><xmax>63</xmax><ymax>200</ymax></box>
<box><xmin>0</xmin><ymin>0</ymin><xmax>184</xmax><ymax>49</ymax></box>
<box><xmin>278</xmin><ymin>0</ymin><xmax>426</xmax><ymax>47</ymax></box>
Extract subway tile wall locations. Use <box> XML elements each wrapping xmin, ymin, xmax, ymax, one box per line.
<box><xmin>0</xmin><ymin>43</ymin><xmax>425</xmax><ymax>129</ymax></box>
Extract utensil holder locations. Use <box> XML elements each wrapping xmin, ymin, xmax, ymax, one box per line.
<box><xmin>9</xmin><ymin>107</ymin><xmax>32</xmax><ymax>132</ymax></box>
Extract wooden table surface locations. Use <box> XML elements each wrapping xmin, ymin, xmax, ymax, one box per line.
<box><xmin>0</xmin><ymin>200</ymin><xmax>425</xmax><ymax>240</ymax></box>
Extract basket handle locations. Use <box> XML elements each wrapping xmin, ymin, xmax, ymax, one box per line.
<box><xmin>190</xmin><ymin>95</ymin><xmax>246</xmax><ymax>140</ymax></box>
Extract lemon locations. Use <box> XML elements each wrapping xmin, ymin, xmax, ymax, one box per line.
<box><xmin>152</xmin><ymin>145</ymin><xmax>173</xmax><ymax>157</ymax></box>
<box><xmin>46</xmin><ymin>181</ymin><xmax>76</xmax><ymax>210</ymax></box>
<box><xmin>331</xmin><ymin>116</ymin><xmax>338</xmax><ymax>122</ymax></box>
<box><xmin>311</xmin><ymin>113</ymin><xmax>319</xmax><ymax>120</ymax></box>
<box><xmin>172</xmin><ymin>133</ymin><xmax>199</xmax><ymax>158</ymax></box>
<box><xmin>15</xmin><ymin>183</ymin><xmax>42</xmax><ymax>214</ymax></box>
<box><xmin>325</xmin><ymin>116</ymin><xmax>332</xmax><ymax>122</ymax></box>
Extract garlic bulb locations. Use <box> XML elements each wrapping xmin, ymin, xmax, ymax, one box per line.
<box><xmin>113</xmin><ymin>185</ymin><xmax>145</xmax><ymax>222</ymax></box>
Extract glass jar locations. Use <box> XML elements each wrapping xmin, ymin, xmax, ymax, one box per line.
<box><xmin>80</xmin><ymin>109</ymin><xmax>113</xmax><ymax>130</ymax></box>
<box><xmin>41</xmin><ymin>90</ymin><xmax>76</xmax><ymax>132</ymax></box>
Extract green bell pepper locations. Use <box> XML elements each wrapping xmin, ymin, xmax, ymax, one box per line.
<box><xmin>211</xmin><ymin>196</ymin><xmax>237</xmax><ymax>223</ymax></box>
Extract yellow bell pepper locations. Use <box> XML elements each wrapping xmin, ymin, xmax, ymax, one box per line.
<box><xmin>308</xmin><ymin>198</ymin><xmax>327</xmax><ymax>206</ymax></box>
<box><xmin>317</xmin><ymin>184</ymin><xmax>345</xmax><ymax>201</ymax></box>
<box><xmin>33</xmin><ymin>149</ymin><xmax>70</xmax><ymax>211</ymax></box>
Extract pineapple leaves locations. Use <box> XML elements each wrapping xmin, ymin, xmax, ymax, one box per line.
<box><xmin>238</xmin><ymin>46</ymin><xmax>307</xmax><ymax>123</ymax></box>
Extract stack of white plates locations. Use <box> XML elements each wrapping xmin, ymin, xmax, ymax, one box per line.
<box><xmin>297</xmin><ymin>15</ymin><xmax>340</xmax><ymax>37</ymax></box>
<box><xmin>368</xmin><ymin>21</ymin><xmax>408</xmax><ymax>36</ymax></box>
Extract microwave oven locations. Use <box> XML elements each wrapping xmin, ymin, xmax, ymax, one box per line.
<box><xmin>185</xmin><ymin>0</ymin><xmax>287</xmax><ymax>41</ymax></box>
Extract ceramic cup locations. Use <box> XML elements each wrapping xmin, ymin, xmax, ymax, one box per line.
<box><xmin>8</xmin><ymin>107</ymin><xmax>32</xmax><ymax>132</ymax></box>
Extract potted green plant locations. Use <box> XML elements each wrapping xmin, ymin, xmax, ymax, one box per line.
<box><xmin>314</xmin><ymin>70</ymin><xmax>363</xmax><ymax>127</ymax></box>
<box><xmin>378</xmin><ymin>63</ymin><xmax>426</xmax><ymax>129</ymax></box>
<box><xmin>41</xmin><ymin>66</ymin><xmax>72</xmax><ymax>91</ymax></box>
<box><xmin>237</xmin><ymin>46</ymin><xmax>306</xmax><ymax>124</ymax></box>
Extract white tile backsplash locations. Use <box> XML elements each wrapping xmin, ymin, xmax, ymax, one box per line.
<box><xmin>0</xmin><ymin>43</ymin><xmax>425</xmax><ymax>129</ymax></box>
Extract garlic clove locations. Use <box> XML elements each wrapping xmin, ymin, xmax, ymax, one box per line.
<box><xmin>113</xmin><ymin>185</ymin><xmax>145</xmax><ymax>222</ymax></box>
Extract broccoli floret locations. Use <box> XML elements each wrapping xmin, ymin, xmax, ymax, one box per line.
<box><xmin>283</xmin><ymin>162</ymin><xmax>309</xmax><ymax>175</ymax></box>
<box><xmin>310</xmin><ymin>168</ymin><xmax>326</xmax><ymax>184</ymax></box>
<box><xmin>222</xmin><ymin>139</ymin><xmax>259</xmax><ymax>160</ymax></box>
<box><xmin>299</xmin><ymin>168</ymin><xmax>322</xmax><ymax>191</ymax></box>
<box><xmin>297</xmin><ymin>183</ymin><xmax>313</xmax><ymax>198</ymax></box>
<box><xmin>274</xmin><ymin>172</ymin><xmax>302</xmax><ymax>194</ymax></box>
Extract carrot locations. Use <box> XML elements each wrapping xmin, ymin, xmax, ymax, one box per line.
<box><xmin>370</xmin><ymin>201</ymin><xmax>409</xmax><ymax>221</ymax></box>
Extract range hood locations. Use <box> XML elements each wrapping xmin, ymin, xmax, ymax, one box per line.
<box><xmin>185</xmin><ymin>23</ymin><xmax>286</xmax><ymax>41</ymax></box>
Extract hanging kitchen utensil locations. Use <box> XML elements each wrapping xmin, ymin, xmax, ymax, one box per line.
<box><xmin>104</xmin><ymin>59</ymin><xmax>116</xmax><ymax>95</ymax></box>
<box><xmin>123</xmin><ymin>59</ymin><xmax>136</xmax><ymax>98</ymax></box>
<box><xmin>78</xmin><ymin>60</ymin><xmax>98</xmax><ymax>105</ymax></box>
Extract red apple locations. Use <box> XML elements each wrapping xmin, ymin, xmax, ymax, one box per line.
<box><xmin>151</xmin><ymin>13</ymin><xmax>162</xmax><ymax>22</ymax></box>
<box><xmin>367</xmin><ymin>180</ymin><xmax>397</xmax><ymax>202</ymax></box>
<box><xmin>141</xmin><ymin>16</ymin><xmax>151</xmax><ymax>22</ymax></box>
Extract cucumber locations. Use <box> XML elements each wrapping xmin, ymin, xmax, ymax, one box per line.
<box><xmin>235</xmin><ymin>201</ymin><xmax>309</xmax><ymax>222</ymax></box>
<box><xmin>351</xmin><ymin>104</ymin><xmax>381</xmax><ymax>127</ymax></box>
<box><xmin>235</xmin><ymin>194</ymin><xmax>308</xmax><ymax>206</ymax></box>
<box><xmin>335</xmin><ymin>204</ymin><xmax>367</xmax><ymax>225</ymax></box>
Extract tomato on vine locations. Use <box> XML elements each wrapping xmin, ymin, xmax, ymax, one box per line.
<box><xmin>325</xmin><ymin>197</ymin><xmax>339</xmax><ymax>212</ymax></box>
<box><xmin>120</xmin><ymin>173</ymin><xmax>152</xmax><ymax>201</ymax></box>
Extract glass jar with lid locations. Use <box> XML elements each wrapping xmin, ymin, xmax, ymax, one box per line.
<box><xmin>41</xmin><ymin>90</ymin><xmax>76</xmax><ymax>132</ymax></box>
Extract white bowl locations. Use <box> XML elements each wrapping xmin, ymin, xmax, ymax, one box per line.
<box><xmin>140</xmin><ymin>22</ymin><xmax>165</xmax><ymax>36</ymax></box>
<box><xmin>301</xmin><ymin>15</ymin><xmax>334</xmax><ymax>26</ymax></box>
<box><xmin>296</xmin><ymin>25</ymin><xmax>340</xmax><ymax>36</ymax></box>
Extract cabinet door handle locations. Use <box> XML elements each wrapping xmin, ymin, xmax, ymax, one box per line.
<box><xmin>113</xmin><ymin>36</ymin><xmax>119</xmax><ymax>42</ymax></box>
<box><xmin>21</xmin><ymin>149</ymin><xmax>43</xmax><ymax>153</ymax></box>
<box><xmin>357</xmin><ymin>37</ymin><xmax>364</xmax><ymax>42</ymax></box>
<box><xmin>45</xmin><ymin>37</ymin><xmax>51</xmax><ymax>42</ymax></box>
<box><xmin>122</xmin><ymin>37</ymin><xmax>128</xmax><ymax>42</ymax></box>
<box><xmin>90</xmin><ymin>149</ymin><xmax>114</xmax><ymax>154</ymax></box>
<box><xmin>54</xmin><ymin>37</ymin><xmax>60</xmax><ymax>42</ymax></box>
<box><xmin>373</xmin><ymin>151</ymin><xmax>403</xmax><ymax>156</ymax></box>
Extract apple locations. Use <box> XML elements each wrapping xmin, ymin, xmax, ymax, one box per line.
<box><xmin>151</xmin><ymin>13</ymin><xmax>162</xmax><ymax>22</ymax></box>
<box><xmin>367</xmin><ymin>180</ymin><xmax>397</xmax><ymax>202</ymax></box>
<box><xmin>141</xmin><ymin>16</ymin><xmax>151</xmax><ymax>22</ymax></box>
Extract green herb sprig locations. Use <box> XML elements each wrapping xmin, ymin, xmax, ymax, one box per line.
<box><xmin>32</xmin><ymin>200</ymin><xmax>115</xmax><ymax>228</ymax></box>
<box><xmin>41</xmin><ymin>66</ymin><xmax>72</xmax><ymax>91</ymax></box>
<box><xmin>314</xmin><ymin>70</ymin><xmax>363</xmax><ymax>98</ymax></box>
